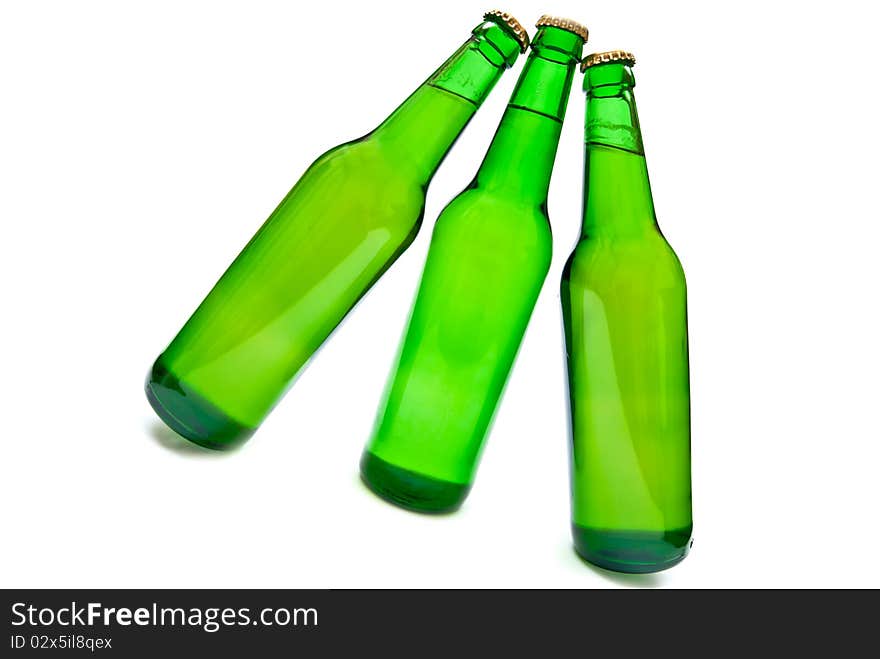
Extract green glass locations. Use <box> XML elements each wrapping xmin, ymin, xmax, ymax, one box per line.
<box><xmin>361</xmin><ymin>24</ymin><xmax>586</xmax><ymax>513</ymax></box>
<box><xmin>146</xmin><ymin>16</ymin><xmax>524</xmax><ymax>450</ymax></box>
<box><xmin>561</xmin><ymin>57</ymin><xmax>692</xmax><ymax>573</ymax></box>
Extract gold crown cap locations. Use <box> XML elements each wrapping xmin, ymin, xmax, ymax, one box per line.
<box><xmin>581</xmin><ymin>50</ymin><xmax>636</xmax><ymax>72</ymax></box>
<box><xmin>535</xmin><ymin>15</ymin><xmax>589</xmax><ymax>41</ymax></box>
<box><xmin>483</xmin><ymin>10</ymin><xmax>530</xmax><ymax>52</ymax></box>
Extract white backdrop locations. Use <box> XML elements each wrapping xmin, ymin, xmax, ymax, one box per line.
<box><xmin>1</xmin><ymin>0</ymin><xmax>878</xmax><ymax>588</ymax></box>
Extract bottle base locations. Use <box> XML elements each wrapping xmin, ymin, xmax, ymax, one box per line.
<box><xmin>572</xmin><ymin>524</ymin><xmax>692</xmax><ymax>574</ymax></box>
<box><xmin>145</xmin><ymin>358</ymin><xmax>255</xmax><ymax>451</ymax></box>
<box><xmin>360</xmin><ymin>451</ymin><xmax>469</xmax><ymax>514</ymax></box>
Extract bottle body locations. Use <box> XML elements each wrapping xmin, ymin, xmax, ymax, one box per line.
<box><xmin>147</xmin><ymin>133</ymin><xmax>429</xmax><ymax>447</ymax></box>
<box><xmin>362</xmin><ymin>164</ymin><xmax>553</xmax><ymax>511</ymax></box>
<box><xmin>361</xmin><ymin>24</ymin><xmax>585</xmax><ymax>512</ymax></box>
<box><xmin>561</xmin><ymin>191</ymin><xmax>692</xmax><ymax>572</ymax></box>
<box><xmin>146</xmin><ymin>19</ymin><xmax>522</xmax><ymax>449</ymax></box>
<box><xmin>562</xmin><ymin>59</ymin><xmax>692</xmax><ymax>572</ymax></box>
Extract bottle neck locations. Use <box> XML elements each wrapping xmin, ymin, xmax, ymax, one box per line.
<box><xmin>581</xmin><ymin>63</ymin><xmax>656</xmax><ymax>238</ymax></box>
<box><xmin>371</xmin><ymin>20</ymin><xmax>520</xmax><ymax>185</ymax></box>
<box><xmin>475</xmin><ymin>26</ymin><xmax>583</xmax><ymax>204</ymax></box>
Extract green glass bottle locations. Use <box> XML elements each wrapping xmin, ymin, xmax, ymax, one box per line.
<box><xmin>561</xmin><ymin>51</ymin><xmax>692</xmax><ymax>573</ymax></box>
<box><xmin>146</xmin><ymin>11</ymin><xmax>529</xmax><ymax>450</ymax></box>
<box><xmin>361</xmin><ymin>17</ymin><xmax>588</xmax><ymax>513</ymax></box>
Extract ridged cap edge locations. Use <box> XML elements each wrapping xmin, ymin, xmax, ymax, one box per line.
<box><xmin>535</xmin><ymin>15</ymin><xmax>589</xmax><ymax>41</ymax></box>
<box><xmin>581</xmin><ymin>50</ymin><xmax>636</xmax><ymax>72</ymax></box>
<box><xmin>483</xmin><ymin>10</ymin><xmax>530</xmax><ymax>52</ymax></box>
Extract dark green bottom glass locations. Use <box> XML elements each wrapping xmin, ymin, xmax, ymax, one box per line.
<box><xmin>145</xmin><ymin>357</ymin><xmax>254</xmax><ymax>451</ymax></box>
<box><xmin>572</xmin><ymin>525</ymin><xmax>692</xmax><ymax>574</ymax></box>
<box><xmin>360</xmin><ymin>451</ymin><xmax>470</xmax><ymax>514</ymax></box>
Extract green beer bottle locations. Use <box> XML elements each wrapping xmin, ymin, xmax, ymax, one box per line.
<box><xmin>561</xmin><ymin>51</ymin><xmax>692</xmax><ymax>573</ymax></box>
<box><xmin>361</xmin><ymin>17</ymin><xmax>588</xmax><ymax>513</ymax></box>
<box><xmin>146</xmin><ymin>11</ymin><xmax>529</xmax><ymax>449</ymax></box>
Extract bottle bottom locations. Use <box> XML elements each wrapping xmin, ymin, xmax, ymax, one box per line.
<box><xmin>572</xmin><ymin>524</ymin><xmax>692</xmax><ymax>574</ymax></box>
<box><xmin>360</xmin><ymin>451</ymin><xmax>470</xmax><ymax>514</ymax></box>
<box><xmin>145</xmin><ymin>357</ymin><xmax>255</xmax><ymax>451</ymax></box>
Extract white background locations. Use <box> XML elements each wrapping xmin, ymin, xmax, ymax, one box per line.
<box><xmin>1</xmin><ymin>0</ymin><xmax>878</xmax><ymax>589</ymax></box>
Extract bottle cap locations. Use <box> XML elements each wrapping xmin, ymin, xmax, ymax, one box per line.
<box><xmin>483</xmin><ymin>10</ymin><xmax>530</xmax><ymax>52</ymax></box>
<box><xmin>581</xmin><ymin>50</ymin><xmax>636</xmax><ymax>72</ymax></box>
<box><xmin>535</xmin><ymin>15</ymin><xmax>589</xmax><ymax>41</ymax></box>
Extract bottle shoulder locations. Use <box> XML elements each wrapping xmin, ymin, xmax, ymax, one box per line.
<box><xmin>440</xmin><ymin>186</ymin><xmax>552</xmax><ymax>225</ymax></box>
<box><xmin>276</xmin><ymin>137</ymin><xmax>426</xmax><ymax>237</ymax></box>
<box><xmin>434</xmin><ymin>187</ymin><xmax>553</xmax><ymax>251</ymax></box>
<box><xmin>562</xmin><ymin>231</ymin><xmax>685</xmax><ymax>290</ymax></box>
<box><xmin>299</xmin><ymin>138</ymin><xmax>426</xmax><ymax>203</ymax></box>
<box><xmin>308</xmin><ymin>137</ymin><xmax>419</xmax><ymax>184</ymax></box>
